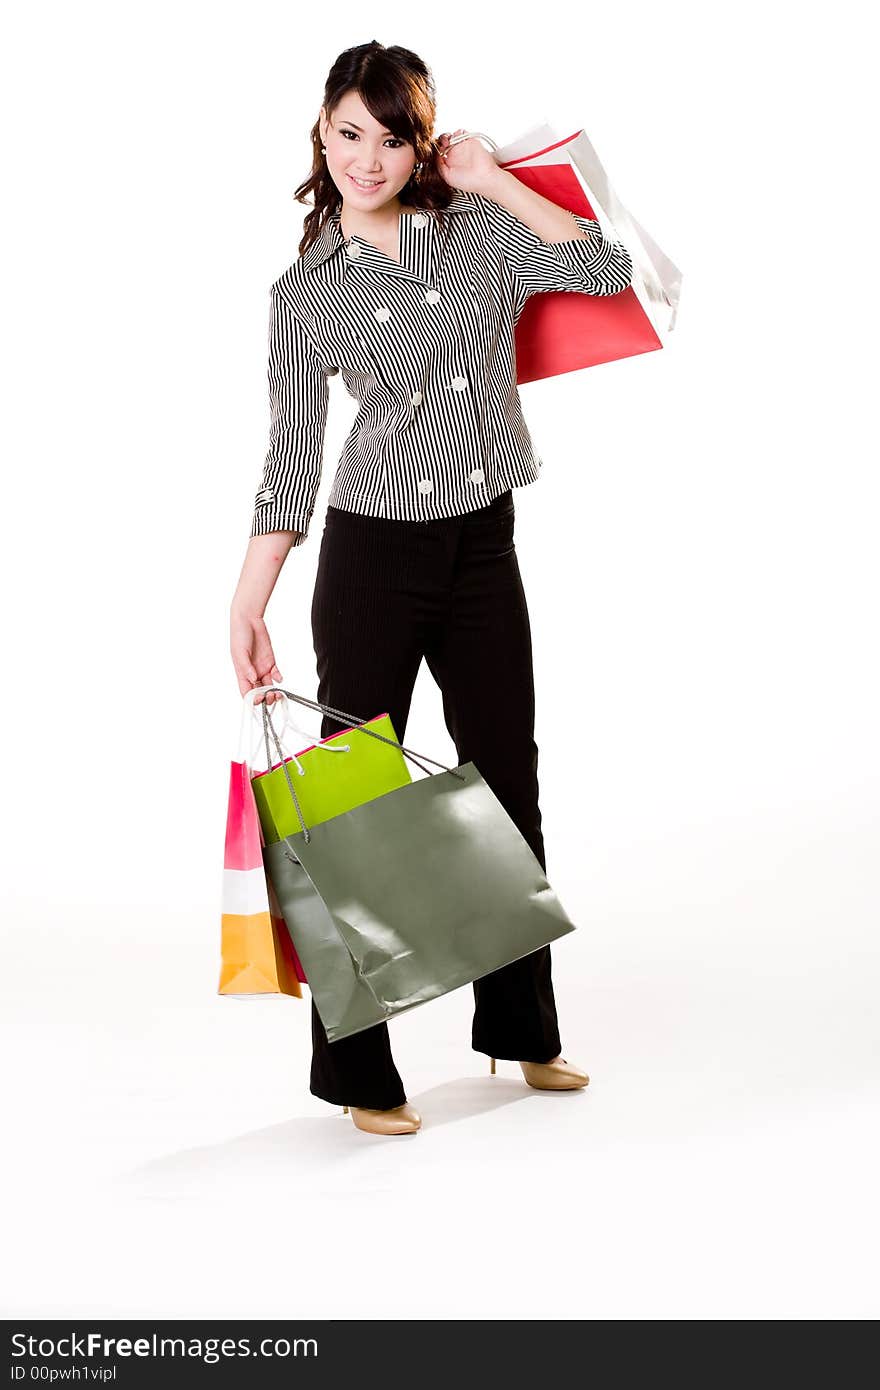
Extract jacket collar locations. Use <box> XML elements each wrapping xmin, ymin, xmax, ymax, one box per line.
<box><xmin>298</xmin><ymin>190</ymin><xmax>480</xmax><ymax>284</ymax></box>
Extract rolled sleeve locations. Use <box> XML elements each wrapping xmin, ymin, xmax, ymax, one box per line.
<box><xmin>250</xmin><ymin>288</ymin><xmax>331</xmax><ymax>544</ymax></box>
<box><xmin>477</xmin><ymin>192</ymin><xmax>634</xmax><ymax>311</ymax></box>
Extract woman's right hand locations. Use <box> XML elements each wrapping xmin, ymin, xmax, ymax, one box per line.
<box><xmin>230</xmin><ymin>604</ymin><xmax>285</xmax><ymax>706</ymax></box>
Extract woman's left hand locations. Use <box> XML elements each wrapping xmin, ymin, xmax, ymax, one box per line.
<box><xmin>435</xmin><ymin>128</ymin><xmax>499</xmax><ymax>195</ymax></box>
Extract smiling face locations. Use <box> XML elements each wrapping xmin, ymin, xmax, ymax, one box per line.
<box><xmin>319</xmin><ymin>91</ymin><xmax>417</xmax><ymax>213</ymax></box>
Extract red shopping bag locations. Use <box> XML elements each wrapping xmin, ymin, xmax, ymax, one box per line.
<box><xmin>490</xmin><ymin>122</ymin><xmax>682</xmax><ymax>384</ymax></box>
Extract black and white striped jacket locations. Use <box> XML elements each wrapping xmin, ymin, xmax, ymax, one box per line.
<box><xmin>250</xmin><ymin>189</ymin><xmax>634</xmax><ymax>542</ymax></box>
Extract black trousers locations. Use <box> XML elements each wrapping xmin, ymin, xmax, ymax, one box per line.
<box><xmin>308</xmin><ymin>488</ymin><xmax>562</xmax><ymax>1109</ymax></box>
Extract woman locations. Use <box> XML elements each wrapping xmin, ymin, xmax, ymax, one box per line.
<box><xmin>229</xmin><ymin>41</ymin><xmax>634</xmax><ymax>1136</ymax></box>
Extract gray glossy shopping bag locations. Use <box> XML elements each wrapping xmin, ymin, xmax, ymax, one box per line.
<box><xmin>260</xmin><ymin>690</ymin><xmax>576</xmax><ymax>1043</ymax></box>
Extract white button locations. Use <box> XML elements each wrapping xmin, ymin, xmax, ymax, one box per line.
<box><xmin>469</xmin><ymin>469</ymin><xmax>485</xmax><ymax>484</ymax></box>
<box><xmin>425</xmin><ymin>289</ymin><xmax>442</xmax><ymax>304</ymax></box>
<box><xmin>417</xmin><ymin>479</ymin><xmax>434</xmax><ymax>495</ymax></box>
<box><xmin>358</xmin><ymin>337</ymin><xmax>368</xmax><ymax>348</ymax></box>
<box><xmin>374</xmin><ymin>306</ymin><xmax>392</xmax><ymax>323</ymax></box>
<box><xmin>255</xmin><ymin>487</ymin><xmax>275</xmax><ymax>502</ymax></box>
<box><xmin>346</xmin><ymin>241</ymin><xmax>361</xmax><ymax>258</ymax></box>
<box><xmin>411</xmin><ymin>390</ymin><xmax>423</xmax><ymax>406</ymax></box>
<box><xmin>471</xmin><ymin>299</ymin><xmax>480</xmax><ymax>311</ymax></box>
<box><xmin>450</xmin><ymin>376</ymin><xmax>468</xmax><ymax>391</ymax></box>
<box><xmin>412</xmin><ymin>213</ymin><xmax>429</xmax><ymax>229</ymax></box>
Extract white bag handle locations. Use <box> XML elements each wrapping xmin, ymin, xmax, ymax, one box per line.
<box><xmin>238</xmin><ymin>686</ymin><xmax>350</xmax><ymax>771</ymax></box>
<box><xmin>444</xmin><ymin>130</ymin><xmax>498</xmax><ymax>153</ymax></box>
<box><xmin>238</xmin><ymin>687</ymin><xmax>304</xmax><ymax>766</ymax></box>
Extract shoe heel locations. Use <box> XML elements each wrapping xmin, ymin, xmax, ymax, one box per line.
<box><xmin>342</xmin><ymin>1105</ymin><xmax>349</xmax><ymax>1114</ymax></box>
<box><xmin>489</xmin><ymin>1057</ymin><xmax>496</xmax><ymax>1075</ymax></box>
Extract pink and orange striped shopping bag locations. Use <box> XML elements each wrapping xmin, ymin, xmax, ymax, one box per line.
<box><xmin>217</xmin><ymin>752</ymin><xmax>305</xmax><ymax>998</ymax></box>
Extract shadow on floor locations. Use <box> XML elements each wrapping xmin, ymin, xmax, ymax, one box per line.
<box><xmin>115</xmin><ymin>1074</ymin><xmax>587</xmax><ymax>1197</ymax></box>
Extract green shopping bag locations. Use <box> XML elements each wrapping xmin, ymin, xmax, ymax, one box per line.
<box><xmin>260</xmin><ymin>689</ymin><xmax>577</xmax><ymax>1044</ymax></box>
<box><xmin>249</xmin><ymin>698</ymin><xmax>413</xmax><ymax>844</ymax></box>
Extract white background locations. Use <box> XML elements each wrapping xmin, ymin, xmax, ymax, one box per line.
<box><xmin>2</xmin><ymin>0</ymin><xmax>878</xmax><ymax>1320</ymax></box>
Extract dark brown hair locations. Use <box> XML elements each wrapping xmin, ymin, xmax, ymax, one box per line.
<box><xmin>294</xmin><ymin>40</ymin><xmax>454</xmax><ymax>257</ymax></box>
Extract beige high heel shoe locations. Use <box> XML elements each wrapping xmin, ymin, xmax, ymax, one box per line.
<box><xmin>342</xmin><ymin>1102</ymin><xmax>422</xmax><ymax>1134</ymax></box>
<box><xmin>490</xmin><ymin>1055</ymin><xmax>590</xmax><ymax>1090</ymax></box>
